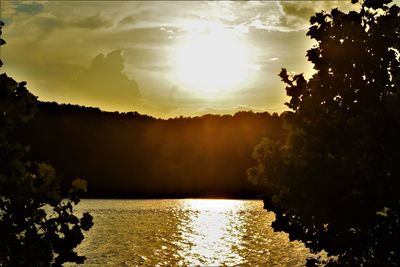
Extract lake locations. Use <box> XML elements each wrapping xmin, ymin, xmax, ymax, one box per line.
<box><xmin>70</xmin><ymin>199</ymin><xmax>311</xmax><ymax>266</ymax></box>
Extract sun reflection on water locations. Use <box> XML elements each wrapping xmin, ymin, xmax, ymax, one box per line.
<box><xmin>70</xmin><ymin>199</ymin><xmax>312</xmax><ymax>266</ymax></box>
<box><xmin>178</xmin><ymin>199</ymin><xmax>245</xmax><ymax>266</ymax></box>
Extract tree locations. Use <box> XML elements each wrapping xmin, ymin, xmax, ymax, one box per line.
<box><xmin>0</xmin><ymin>22</ymin><xmax>93</xmax><ymax>266</ymax></box>
<box><xmin>248</xmin><ymin>0</ymin><xmax>400</xmax><ymax>265</ymax></box>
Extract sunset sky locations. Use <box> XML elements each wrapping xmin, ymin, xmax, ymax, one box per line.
<box><xmin>1</xmin><ymin>1</ymin><xmax>360</xmax><ymax>118</ymax></box>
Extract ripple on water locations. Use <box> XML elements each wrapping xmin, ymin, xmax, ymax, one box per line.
<box><xmin>66</xmin><ymin>199</ymin><xmax>311</xmax><ymax>266</ymax></box>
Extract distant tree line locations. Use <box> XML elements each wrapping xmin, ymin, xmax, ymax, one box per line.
<box><xmin>14</xmin><ymin>101</ymin><xmax>285</xmax><ymax>198</ymax></box>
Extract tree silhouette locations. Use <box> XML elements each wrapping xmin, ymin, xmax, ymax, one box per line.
<box><xmin>0</xmin><ymin>22</ymin><xmax>93</xmax><ymax>266</ymax></box>
<box><xmin>249</xmin><ymin>0</ymin><xmax>400</xmax><ymax>265</ymax></box>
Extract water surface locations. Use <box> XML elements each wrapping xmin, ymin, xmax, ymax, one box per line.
<box><xmin>71</xmin><ymin>199</ymin><xmax>310</xmax><ymax>266</ymax></box>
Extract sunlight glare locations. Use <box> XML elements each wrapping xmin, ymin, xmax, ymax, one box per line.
<box><xmin>173</xmin><ymin>23</ymin><xmax>251</xmax><ymax>98</ymax></box>
<box><xmin>178</xmin><ymin>199</ymin><xmax>245</xmax><ymax>265</ymax></box>
<box><xmin>184</xmin><ymin>198</ymin><xmax>242</xmax><ymax>211</ymax></box>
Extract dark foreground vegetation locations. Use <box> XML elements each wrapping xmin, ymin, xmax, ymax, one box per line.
<box><xmin>249</xmin><ymin>0</ymin><xmax>400</xmax><ymax>265</ymax></box>
<box><xmin>15</xmin><ymin>102</ymin><xmax>284</xmax><ymax>198</ymax></box>
<box><xmin>0</xmin><ymin>22</ymin><xmax>93</xmax><ymax>266</ymax></box>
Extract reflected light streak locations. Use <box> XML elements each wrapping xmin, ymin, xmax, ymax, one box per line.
<box><xmin>178</xmin><ymin>199</ymin><xmax>245</xmax><ymax>266</ymax></box>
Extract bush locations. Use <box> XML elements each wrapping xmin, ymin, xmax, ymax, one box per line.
<box><xmin>0</xmin><ymin>21</ymin><xmax>93</xmax><ymax>266</ymax></box>
<box><xmin>249</xmin><ymin>0</ymin><xmax>400</xmax><ymax>265</ymax></box>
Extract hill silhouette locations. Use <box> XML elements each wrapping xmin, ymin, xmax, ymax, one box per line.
<box><xmin>15</xmin><ymin>101</ymin><xmax>285</xmax><ymax>198</ymax></box>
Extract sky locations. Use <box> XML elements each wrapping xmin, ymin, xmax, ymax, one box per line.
<box><xmin>0</xmin><ymin>0</ymin><xmax>359</xmax><ymax>118</ymax></box>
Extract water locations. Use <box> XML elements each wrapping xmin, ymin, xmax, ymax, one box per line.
<box><xmin>70</xmin><ymin>199</ymin><xmax>311</xmax><ymax>266</ymax></box>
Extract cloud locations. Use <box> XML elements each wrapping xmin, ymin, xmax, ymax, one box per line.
<box><xmin>34</xmin><ymin>16</ymin><xmax>66</xmax><ymax>34</ymax></box>
<box><xmin>281</xmin><ymin>3</ymin><xmax>315</xmax><ymax>18</ymax></box>
<box><xmin>14</xmin><ymin>2</ymin><xmax>44</xmax><ymax>15</ymax></box>
<box><xmin>0</xmin><ymin>1</ymin><xmax>45</xmax><ymax>26</ymax></box>
<box><xmin>72</xmin><ymin>49</ymin><xmax>141</xmax><ymax>110</ymax></box>
<box><xmin>94</xmin><ymin>27</ymin><xmax>174</xmax><ymax>48</ymax></box>
<box><xmin>73</xmin><ymin>13</ymin><xmax>112</xmax><ymax>29</ymax></box>
<box><xmin>276</xmin><ymin>2</ymin><xmax>325</xmax><ymax>30</ymax></box>
<box><xmin>118</xmin><ymin>15</ymin><xmax>136</xmax><ymax>26</ymax></box>
<box><xmin>277</xmin><ymin>1</ymin><xmax>357</xmax><ymax>30</ymax></box>
<box><xmin>206</xmin><ymin>1</ymin><xmax>358</xmax><ymax>32</ymax></box>
<box><xmin>123</xmin><ymin>47</ymin><xmax>170</xmax><ymax>73</ymax></box>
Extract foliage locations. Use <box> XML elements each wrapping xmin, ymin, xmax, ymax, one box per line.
<box><xmin>249</xmin><ymin>0</ymin><xmax>400</xmax><ymax>265</ymax></box>
<box><xmin>0</xmin><ymin>22</ymin><xmax>93</xmax><ymax>266</ymax></box>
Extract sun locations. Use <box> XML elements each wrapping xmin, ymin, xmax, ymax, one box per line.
<box><xmin>172</xmin><ymin>24</ymin><xmax>251</xmax><ymax>98</ymax></box>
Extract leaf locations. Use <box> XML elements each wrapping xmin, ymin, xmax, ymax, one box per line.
<box><xmin>80</xmin><ymin>212</ymin><xmax>93</xmax><ymax>231</ymax></box>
